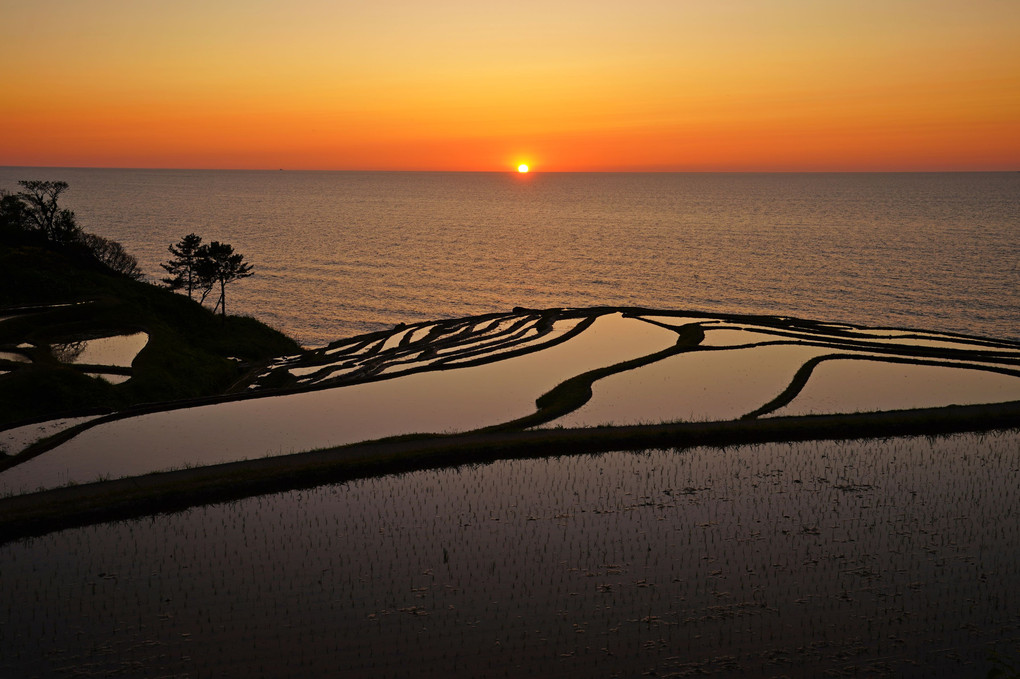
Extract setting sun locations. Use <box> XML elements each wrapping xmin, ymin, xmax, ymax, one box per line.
<box><xmin>518</xmin><ymin>164</ymin><xmax>529</xmax><ymax>173</ymax></box>
<box><xmin>1</xmin><ymin>1</ymin><xmax>1017</xmax><ymax>171</ymax></box>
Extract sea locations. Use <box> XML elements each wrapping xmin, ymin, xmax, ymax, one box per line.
<box><xmin>2</xmin><ymin>168</ymin><xmax>1017</xmax><ymax>347</ymax></box>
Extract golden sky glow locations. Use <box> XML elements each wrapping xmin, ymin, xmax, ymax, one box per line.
<box><xmin>2</xmin><ymin>1</ymin><xmax>1018</xmax><ymax>171</ymax></box>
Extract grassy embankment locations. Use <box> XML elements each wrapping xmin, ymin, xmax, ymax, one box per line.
<box><xmin>0</xmin><ymin>242</ymin><xmax>299</xmax><ymax>431</ymax></box>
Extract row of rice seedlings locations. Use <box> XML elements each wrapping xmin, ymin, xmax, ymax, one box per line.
<box><xmin>1</xmin><ymin>431</ymin><xmax>1016</xmax><ymax>677</ymax></box>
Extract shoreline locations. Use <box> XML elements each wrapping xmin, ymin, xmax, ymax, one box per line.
<box><xmin>1</xmin><ymin>399</ymin><xmax>1017</xmax><ymax>544</ymax></box>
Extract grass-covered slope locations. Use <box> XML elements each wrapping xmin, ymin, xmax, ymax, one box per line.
<box><xmin>0</xmin><ymin>243</ymin><xmax>300</xmax><ymax>427</ymax></box>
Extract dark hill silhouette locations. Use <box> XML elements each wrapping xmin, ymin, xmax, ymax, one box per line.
<box><xmin>0</xmin><ymin>239</ymin><xmax>298</xmax><ymax>429</ymax></box>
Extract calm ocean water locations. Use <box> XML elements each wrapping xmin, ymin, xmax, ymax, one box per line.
<box><xmin>3</xmin><ymin>168</ymin><xmax>1017</xmax><ymax>347</ymax></box>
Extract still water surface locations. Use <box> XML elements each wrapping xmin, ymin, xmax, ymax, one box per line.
<box><xmin>2</xmin><ymin>169</ymin><xmax>1016</xmax><ymax>346</ymax></box>
<box><xmin>1</xmin><ymin>434</ymin><xmax>1016</xmax><ymax>677</ymax></box>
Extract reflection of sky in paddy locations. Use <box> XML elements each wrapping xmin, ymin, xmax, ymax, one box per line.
<box><xmin>635</xmin><ymin>315</ymin><xmax>721</xmax><ymax>328</ymax></box>
<box><xmin>544</xmin><ymin>344</ymin><xmax>853</xmax><ymax>427</ymax></box>
<box><xmin>768</xmin><ymin>359</ymin><xmax>1020</xmax><ymax>418</ymax></box>
<box><xmin>700</xmin><ymin>328</ymin><xmax>801</xmax><ymax>346</ymax></box>
<box><xmin>285</xmin><ymin>317</ymin><xmax>587</xmax><ymax>384</ymax></box>
<box><xmin>0</xmin><ymin>351</ymin><xmax>30</xmax><ymax>363</ymax></box>
<box><xmin>0</xmin><ymin>314</ymin><xmax>677</xmax><ymax>495</ymax></box>
<box><xmin>5</xmin><ymin>311</ymin><xmax>1019</xmax><ymax>497</ymax></box>
<box><xmin>844</xmin><ymin>335</ymin><xmax>1020</xmax><ymax>353</ymax></box>
<box><xmin>57</xmin><ymin>332</ymin><xmax>148</xmax><ymax>367</ymax></box>
<box><xmin>85</xmin><ymin>372</ymin><xmax>132</xmax><ymax>385</ymax></box>
<box><xmin>378</xmin><ymin>327</ymin><xmax>414</xmax><ymax>352</ymax></box>
<box><xmin>432</xmin><ymin>326</ymin><xmax>536</xmax><ymax>357</ymax></box>
<box><xmin>701</xmin><ymin>325</ymin><xmax>1020</xmax><ymax>353</ymax></box>
<box><xmin>441</xmin><ymin>319</ymin><xmax>584</xmax><ymax>364</ymax></box>
<box><xmin>0</xmin><ymin>416</ymin><xmax>100</xmax><ymax>457</ymax></box>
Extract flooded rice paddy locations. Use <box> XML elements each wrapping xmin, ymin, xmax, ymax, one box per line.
<box><xmin>0</xmin><ymin>327</ymin><xmax>146</xmax><ymax>389</ymax></box>
<box><xmin>1</xmin><ymin>432</ymin><xmax>1017</xmax><ymax>677</ymax></box>
<box><xmin>2</xmin><ymin>309</ymin><xmax>1018</xmax><ymax>496</ymax></box>
<box><xmin>0</xmin><ymin>417</ymin><xmax>101</xmax><ymax>458</ymax></box>
<box><xmin>0</xmin><ymin>314</ymin><xmax>678</xmax><ymax>494</ymax></box>
<box><xmin>544</xmin><ymin>344</ymin><xmax>857</xmax><ymax>427</ymax></box>
<box><xmin>51</xmin><ymin>332</ymin><xmax>149</xmax><ymax>368</ymax></box>
<box><xmin>0</xmin><ymin>351</ymin><xmax>30</xmax><ymax>364</ymax></box>
<box><xmin>770</xmin><ymin>359</ymin><xmax>1020</xmax><ymax>418</ymax></box>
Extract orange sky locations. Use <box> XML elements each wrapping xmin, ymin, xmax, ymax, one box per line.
<box><xmin>2</xmin><ymin>1</ymin><xmax>1018</xmax><ymax>171</ymax></box>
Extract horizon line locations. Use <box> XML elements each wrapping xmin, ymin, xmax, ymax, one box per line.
<box><xmin>2</xmin><ymin>165</ymin><xmax>1016</xmax><ymax>174</ymax></box>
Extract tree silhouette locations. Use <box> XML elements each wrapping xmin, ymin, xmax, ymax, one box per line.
<box><xmin>80</xmin><ymin>232</ymin><xmax>143</xmax><ymax>279</ymax></box>
<box><xmin>161</xmin><ymin>233</ymin><xmax>204</xmax><ymax>299</ymax></box>
<box><xmin>0</xmin><ymin>190</ymin><xmax>31</xmax><ymax>241</ymax></box>
<box><xmin>197</xmin><ymin>241</ymin><xmax>254</xmax><ymax>318</ymax></box>
<box><xmin>161</xmin><ymin>235</ymin><xmax>254</xmax><ymax>316</ymax></box>
<box><xmin>16</xmin><ymin>180</ymin><xmax>80</xmax><ymax>243</ymax></box>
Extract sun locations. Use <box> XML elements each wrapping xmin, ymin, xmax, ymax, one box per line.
<box><xmin>517</xmin><ymin>164</ymin><xmax>529</xmax><ymax>173</ymax></box>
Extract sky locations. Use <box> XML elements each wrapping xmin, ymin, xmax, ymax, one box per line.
<box><xmin>1</xmin><ymin>0</ymin><xmax>1018</xmax><ymax>171</ymax></box>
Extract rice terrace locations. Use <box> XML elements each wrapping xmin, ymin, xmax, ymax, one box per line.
<box><xmin>2</xmin><ymin>303</ymin><xmax>1019</xmax><ymax>677</ymax></box>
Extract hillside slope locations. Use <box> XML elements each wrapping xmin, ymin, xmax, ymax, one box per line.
<box><xmin>0</xmin><ymin>242</ymin><xmax>300</xmax><ymax>429</ymax></box>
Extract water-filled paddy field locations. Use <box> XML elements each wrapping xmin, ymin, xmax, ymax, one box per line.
<box><xmin>2</xmin><ymin>309</ymin><xmax>1019</xmax><ymax>496</ymax></box>
<box><xmin>1</xmin><ymin>432</ymin><xmax>1016</xmax><ymax>677</ymax></box>
<box><xmin>1</xmin><ymin>308</ymin><xmax>1018</xmax><ymax>675</ymax></box>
